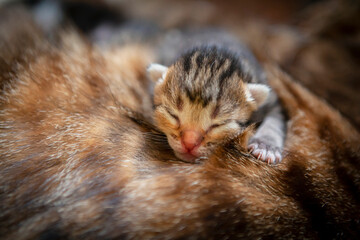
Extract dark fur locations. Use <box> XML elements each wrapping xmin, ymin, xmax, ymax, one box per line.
<box><xmin>179</xmin><ymin>46</ymin><xmax>251</xmax><ymax>105</ymax></box>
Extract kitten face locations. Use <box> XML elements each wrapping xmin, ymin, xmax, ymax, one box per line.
<box><xmin>148</xmin><ymin>47</ymin><xmax>269</xmax><ymax>162</ymax></box>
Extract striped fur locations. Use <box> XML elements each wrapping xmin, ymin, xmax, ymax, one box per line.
<box><xmin>150</xmin><ymin>45</ymin><xmax>280</xmax><ymax>163</ymax></box>
<box><xmin>0</xmin><ymin>7</ymin><xmax>359</xmax><ymax>240</ymax></box>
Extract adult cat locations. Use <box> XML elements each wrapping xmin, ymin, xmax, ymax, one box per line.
<box><xmin>0</xmin><ymin>7</ymin><xmax>359</xmax><ymax>239</ymax></box>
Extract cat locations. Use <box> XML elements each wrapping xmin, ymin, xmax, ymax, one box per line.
<box><xmin>1</xmin><ymin>5</ymin><xmax>360</xmax><ymax>240</ymax></box>
<box><xmin>148</xmin><ymin>38</ymin><xmax>285</xmax><ymax>164</ymax></box>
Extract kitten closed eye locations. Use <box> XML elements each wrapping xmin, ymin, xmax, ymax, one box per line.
<box><xmin>207</xmin><ymin>123</ymin><xmax>223</xmax><ymax>132</ymax></box>
<box><xmin>165</xmin><ymin>108</ymin><xmax>180</xmax><ymax>124</ymax></box>
<box><xmin>207</xmin><ymin>120</ymin><xmax>235</xmax><ymax>133</ymax></box>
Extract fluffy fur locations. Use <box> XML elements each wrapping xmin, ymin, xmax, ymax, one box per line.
<box><xmin>149</xmin><ymin>43</ymin><xmax>284</xmax><ymax>164</ymax></box>
<box><xmin>0</xmin><ymin>7</ymin><xmax>359</xmax><ymax>240</ymax></box>
<box><xmin>149</xmin><ymin>46</ymin><xmax>269</xmax><ymax>163</ymax></box>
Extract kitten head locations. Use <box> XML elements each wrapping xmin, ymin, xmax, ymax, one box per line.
<box><xmin>148</xmin><ymin>47</ymin><xmax>270</xmax><ymax>163</ymax></box>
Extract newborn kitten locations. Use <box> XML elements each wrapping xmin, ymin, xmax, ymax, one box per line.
<box><xmin>148</xmin><ymin>46</ymin><xmax>285</xmax><ymax>164</ymax></box>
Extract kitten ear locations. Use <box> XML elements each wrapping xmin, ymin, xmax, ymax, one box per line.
<box><xmin>147</xmin><ymin>63</ymin><xmax>168</xmax><ymax>83</ymax></box>
<box><xmin>246</xmin><ymin>83</ymin><xmax>271</xmax><ymax>107</ymax></box>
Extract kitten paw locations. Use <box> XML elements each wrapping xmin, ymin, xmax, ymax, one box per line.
<box><xmin>248</xmin><ymin>140</ymin><xmax>282</xmax><ymax>164</ymax></box>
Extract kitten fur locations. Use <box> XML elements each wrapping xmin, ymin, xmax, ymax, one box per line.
<box><xmin>149</xmin><ymin>41</ymin><xmax>285</xmax><ymax>164</ymax></box>
<box><xmin>1</xmin><ymin>7</ymin><xmax>360</xmax><ymax>240</ymax></box>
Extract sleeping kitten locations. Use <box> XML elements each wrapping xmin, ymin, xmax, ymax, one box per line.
<box><xmin>2</xmin><ymin>6</ymin><xmax>360</xmax><ymax>239</ymax></box>
<box><xmin>148</xmin><ymin>45</ymin><xmax>285</xmax><ymax>164</ymax></box>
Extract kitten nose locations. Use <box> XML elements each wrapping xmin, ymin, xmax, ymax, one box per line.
<box><xmin>181</xmin><ymin>130</ymin><xmax>203</xmax><ymax>152</ymax></box>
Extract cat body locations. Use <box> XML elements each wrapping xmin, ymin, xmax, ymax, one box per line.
<box><xmin>148</xmin><ymin>31</ymin><xmax>285</xmax><ymax>163</ymax></box>
<box><xmin>0</xmin><ymin>6</ymin><xmax>360</xmax><ymax>240</ymax></box>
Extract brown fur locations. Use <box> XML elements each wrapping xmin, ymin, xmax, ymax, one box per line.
<box><xmin>1</xmin><ymin>7</ymin><xmax>360</xmax><ymax>240</ymax></box>
<box><xmin>151</xmin><ymin>47</ymin><xmax>259</xmax><ymax>162</ymax></box>
<box><xmin>237</xmin><ymin>0</ymin><xmax>360</xmax><ymax>130</ymax></box>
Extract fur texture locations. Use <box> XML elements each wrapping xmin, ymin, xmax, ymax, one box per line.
<box><xmin>0</xmin><ymin>6</ymin><xmax>359</xmax><ymax>240</ymax></box>
<box><xmin>149</xmin><ymin>42</ymin><xmax>285</xmax><ymax>164</ymax></box>
<box><xmin>149</xmin><ymin>46</ymin><xmax>269</xmax><ymax>163</ymax></box>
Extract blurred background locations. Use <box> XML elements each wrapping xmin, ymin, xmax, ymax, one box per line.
<box><xmin>1</xmin><ymin>0</ymin><xmax>360</xmax><ymax>129</ymax></box>
<box><xmin>15</xmin><ymin>0</ymin><xmax>326</xmax><ymax>33</ymax></box>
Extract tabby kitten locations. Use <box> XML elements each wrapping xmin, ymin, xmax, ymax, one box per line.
<box><xmin>148</xmin><ymin>46</ymin><xmax>285</xmax><ymax>164</ymax></box>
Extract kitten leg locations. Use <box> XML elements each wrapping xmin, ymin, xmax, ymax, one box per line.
<box><xmin>248</xmin><ymin>105</ymin><xmax>285</xmax><ymax>164</ymax></box>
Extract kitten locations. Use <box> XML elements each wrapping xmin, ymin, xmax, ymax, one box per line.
<box><xmin>1</xmin><ymin>6</ymin><xmax>360</xmax><ymax>239</ymax></box>
<box><xmin>148</xmin><ymin>45</ymin><xmax>285</xmax><ymax>164</ymax></box>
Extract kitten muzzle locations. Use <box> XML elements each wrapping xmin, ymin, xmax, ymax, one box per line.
<box><xmin>181</xmin><ymin>130</ymin><xmax>203</xmax><ymax>153</ymax></box>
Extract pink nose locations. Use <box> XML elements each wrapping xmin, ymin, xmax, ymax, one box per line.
<box><xmin>181</xmin><ymin>130</ymin><xmax>203</xmax><ymax>152</ymax></box>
